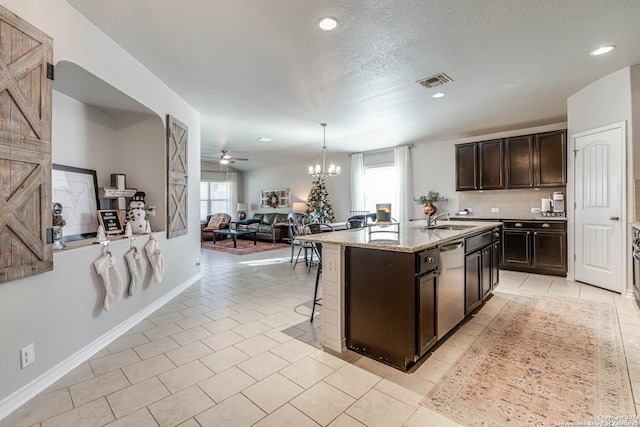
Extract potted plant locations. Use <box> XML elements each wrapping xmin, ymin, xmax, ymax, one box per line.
<box><xmin>414</xmin><ymin>191</ymin><xmax>447</xmax><ymax>216</ymax></box>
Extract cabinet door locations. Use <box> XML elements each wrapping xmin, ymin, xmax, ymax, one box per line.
<box><xmin>465</xmin><ymin>251</ymin><xmax>482</xmax><ymax>314</ymax></box>
<box><xmin>455</xmin><ymin>143</ymin><xmax>478</xmax><ymax>191</ymax></box>
<box><xmin>491</xmin><ymin>241</ymin><xmax>500</xmax><ymax>289</ymax></box>
<box><xmin>501</xmin><ymin>229</ymin><xmax>531</xmax><ymax>268</ymax></box>
<box><xmin>481</xmin><ymin>247</ymin><xmax>492</xmax><ymax>299</ymax></box>
<box><xmin>417</xmin><ymin>272</ymin><xmax>437</xmax><ymax>357</ymax></box>
<box><xmin>534</xmin><ymin>130</ymin><xmax>566</xmax><ymax>187</ymax></box>
<box><xmin>478</xmin><ymin>139</ymin><xmax>504</xmax><ymax>190</ymax></box>
<box><xmin>533</xmin><ymin>231</ymin><xmax>567</xmax><ymax>273</ymax></box>
<box><xmin>505</xmin><ymin>135</ymin><xmax>534</xmax><ymax>188</ymax></box>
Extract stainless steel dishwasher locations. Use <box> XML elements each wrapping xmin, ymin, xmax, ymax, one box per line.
<box><xmin>437</xmin><ymin>240</ymin><xmax>465</xmax><ymax>339</ymax></box>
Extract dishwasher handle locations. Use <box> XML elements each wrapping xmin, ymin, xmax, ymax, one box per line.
<box><xmin>440</xmin><ymin>242</ymin><xmax>463</xmax><ymax>252</ymax></box>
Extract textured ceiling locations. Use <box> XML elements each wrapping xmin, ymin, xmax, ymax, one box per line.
<box><xmin>66</xmin><ymin>0</ymin><xmax>640</xmax><ymax>170</ymax></box>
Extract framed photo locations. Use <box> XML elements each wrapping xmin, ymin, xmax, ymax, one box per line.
<box><xmin>97</xmin><ymin>210</ymin><xmax>124</xmax><ymax>235</ymax></box>
<box><xmin>52</xmin><ymin>164</ymin><xmax>100</xmax><ymax>241</ymax></box>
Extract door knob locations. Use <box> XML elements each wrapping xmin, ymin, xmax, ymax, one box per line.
<box><xmin>609</xmin><ymin>216</ymin><xmax>620</xmax><ymax>221</ymax></box>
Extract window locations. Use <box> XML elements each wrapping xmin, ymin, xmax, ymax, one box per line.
<box><xmin>200</xmin><ymin>181</ymin><xmax>230</xmax><ymax>221</ymax></box>
<box><xmin>363</xmin><ymin>165</ymin><xmax>396</xmax><ymax>215</ymax></box>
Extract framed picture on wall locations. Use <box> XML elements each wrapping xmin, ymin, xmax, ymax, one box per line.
<box><xmin>52</xmin><ymin>164</ymin><xmax>100</xmax><ymax>241</ymax></box>
<box><xmin>260</xmin><ymin>188</ymin><xmax>291</xmax><ymax>208</ymax></box>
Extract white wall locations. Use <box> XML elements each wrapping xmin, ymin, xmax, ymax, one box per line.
<box><xmin>242</xmin><ymin>153</ymin><xmax>351</xmax><ymax>221</ymax></box>
<box><xmin>0</xmin><ymin>0</ymin><xmax>201</xmax><ymax>416</ymax></box>
<box><xmin>567</xmin><ymin>66</ymin><xmax>636</xmax><ymax>292</ymax></box>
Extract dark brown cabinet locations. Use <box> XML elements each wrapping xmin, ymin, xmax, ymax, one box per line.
<box><xmin>464</xmin><ymin>231</ymin><xmax>494</xmax><ymax>314</ymax></box>
<box><xmin>455</xmin><ymin>140</ymin><xmax>504</xmax><ymax>191</ymax></box>
<box><xmin>417</xmin><ymin>271</ymin><xmax>437</xmax><ymax>357</ymax></box>
<box><xmin>459</xmin><ymin>130</ymin><xmax>566</xmax><ymax>191</ymax></box>
<box><xmin>500</xmin><ymin>221</ymin><xmax>567</xmax><ymax>276</ymax></box>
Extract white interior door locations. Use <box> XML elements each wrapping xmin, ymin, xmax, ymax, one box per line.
<box><xmin>574</xmin><ymin>124</ymin><xmax>624</xmax><ymax>292</ymax></box>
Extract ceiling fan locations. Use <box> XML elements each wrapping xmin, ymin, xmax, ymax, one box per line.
<box><xmin>218</xmin><ymin>149</ymin><xmax>249</xmax><ymax>165</ymax></box>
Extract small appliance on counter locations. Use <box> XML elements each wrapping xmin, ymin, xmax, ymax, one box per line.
<box><xmin>541</xmin><ymin>197</ymin><xmax>552</xmax><ymax>213</ymax></box>
<box><xmin>552</xmin><ymin>192</ymin><xmax>565</xmax><ymax>213</ymax></box>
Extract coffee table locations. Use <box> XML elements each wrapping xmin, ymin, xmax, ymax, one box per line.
<box><xmin>213</xmin><ymin>228</ymin><xmax>257</xmax><ymax>248</ymax></box>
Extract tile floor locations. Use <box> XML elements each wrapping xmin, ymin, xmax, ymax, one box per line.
<box><xmin>2</xmin><ymin>246</ymin><xmax>640</xmax><ymax>426</ymax></box>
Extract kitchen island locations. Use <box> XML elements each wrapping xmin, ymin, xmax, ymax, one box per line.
<box><xmin>297</xmin><ymin>220</ymin><xmax>502</xmax><ymax>370</ymax></box>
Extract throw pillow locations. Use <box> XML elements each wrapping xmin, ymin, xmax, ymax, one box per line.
<box><xmin>239</xmin><ymin>218</ymin><xmax>261</xmax><ymax>225</ymax></box>
<box><xmin>207</xmin><ymin>215</ymin><xmax>224</xmax><ymax>229</ymax></box>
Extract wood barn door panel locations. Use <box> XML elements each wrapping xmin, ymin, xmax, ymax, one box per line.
<box><xmin>0</xmin><ymin>5</ymin><xmax>53</xmax><ymax>283</ymax></box>
<box><xmin>166</xmin><ymin>114</ymin><xmax>188</xmax><ymax>239</ymax></box>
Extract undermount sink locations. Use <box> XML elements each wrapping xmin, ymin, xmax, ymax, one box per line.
<box><xmin>425</xmin><ymin>224</ymin><xmax>476</xmax><ymax>231</ymax></box>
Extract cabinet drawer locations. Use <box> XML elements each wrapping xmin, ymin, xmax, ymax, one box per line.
<box><xmin>503</xmin><ymin>221</ymin><xmax>565</xmax><ymax>231</ymax></box>
<box><xmin>466</xmin><ymin>231</ymin><xmax>492</xmax><ymax>253</ymax></box>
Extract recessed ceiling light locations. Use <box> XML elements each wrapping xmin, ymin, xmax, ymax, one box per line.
<box><xmin>590</xmin><ymin>45</ymin><xmax>616</xmax><ymax>56</ymax></box>
<box><xmin>432</xmin><ymin>92</ymin><xmax>446</xmax><ymax>98</ymax></box>
<box><xmin>318</xmin><ymin>17</ymin><xmax>338</xmax><ymax>31</ymax></box>
<box><xmin>257</xmin><ymin>137</ymin><xmax>272</xmax><ymax>142</ymax></box>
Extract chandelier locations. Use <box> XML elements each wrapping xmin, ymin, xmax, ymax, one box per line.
<box><xmin>308</xmin><ymin>123</ymin><xmax>341</xmax><ymax>178</ymax></box>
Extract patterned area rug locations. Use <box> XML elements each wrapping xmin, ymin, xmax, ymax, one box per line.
<box><xmin>421</xmin><ymin>292</ymin><xmax>634</xmax><ymax>426</ymax></box>
<box><xmin>201</xmin><ymin>239</ymin><xmax>289</xmax><ymax>255</ymax></box>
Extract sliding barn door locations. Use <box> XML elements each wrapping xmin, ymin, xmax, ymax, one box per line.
<box><xmin>166</xmin><ymin>114</ymin><xmax>188</xmax><ymax>238</ymax></box>
<box><xmin>0</xmin><ymin>6</ymin><xmax>53</xmax><ymax>283</ymax></box>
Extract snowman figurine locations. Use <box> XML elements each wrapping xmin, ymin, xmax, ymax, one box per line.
<box><xmin>127</xmin><ymin>192</ymin><xmax>147</xmax><ymax>234</ymax></box>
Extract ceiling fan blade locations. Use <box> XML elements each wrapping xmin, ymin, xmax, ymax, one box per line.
<box><xmin>232</xmin><ymin>158</ymin><xmax>249</xmax><ymax>161</ymax></box>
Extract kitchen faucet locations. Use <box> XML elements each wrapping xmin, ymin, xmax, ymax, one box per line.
<box><xmin>427</xmin><ymin>212</ymin><xmax>450</xmax><ymax>226</ymax></box>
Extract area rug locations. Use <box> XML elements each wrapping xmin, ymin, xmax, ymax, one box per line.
<box><xmin>201</xmin><ymin>239</ymin><xmax>289</xmax><ymax>256</ymax></box>
<box><xmin>421</xmin><ymin>292</ymin><xmax>634</xmax><ymax>426</ymax></box>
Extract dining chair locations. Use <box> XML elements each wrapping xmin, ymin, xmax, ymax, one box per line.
<box><xmin>289</xmin><ymin>213</ymin><xmax>319</xmax><ymax>270</ymax></box>
<box><xmin>307</xmin><ymin>223</ymin><xmax>333</xmax><ymax>322</ymax></box>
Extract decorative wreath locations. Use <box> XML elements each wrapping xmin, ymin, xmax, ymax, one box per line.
<box><xmin>267</xmin><ymin>191</ymin><xmax>279</xmax><ymax>208</ymax></box>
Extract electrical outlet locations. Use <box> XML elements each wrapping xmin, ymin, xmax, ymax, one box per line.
<box><xmin>531</xmin><ymin>207</ymin><xmax>541</xmax><ymax>213</ymax></box>
<box><xmin>195</xmin><ymin>257</ymin><xmax>201</xmax><ymax>267</ymax></box>
<box><xmin>20</xmin><ymin>343</ymin><xmax>35</xmax><ymax>368</ymax></box>
<box><xmin>491</xmin><ymin>208</ymin><xmax>500</xmax><ymax>213</ymax></box>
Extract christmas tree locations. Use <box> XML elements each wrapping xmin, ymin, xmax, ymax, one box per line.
<box><xmin>305</xmin><ymin>177</ymin><xmax>335</xmax><ymax>223</ymax></box>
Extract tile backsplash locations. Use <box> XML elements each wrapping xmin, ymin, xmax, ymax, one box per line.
<box><xmin>458</xmin><ymin>187</ymin><xmax>566</xmax><ymax>217</ymax></box>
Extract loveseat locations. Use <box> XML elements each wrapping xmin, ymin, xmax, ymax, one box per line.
<box><xmin>236</xmin><ymin>212</ymin><xmax>289</xmax><ymax>242</ymax></box>
<box><xmin>201</xmin><ymin>213</ymin><xmax>231</xmax><ymax>241</ymax></box>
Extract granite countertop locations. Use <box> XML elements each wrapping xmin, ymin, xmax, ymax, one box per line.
<box><xmin>631</xmin><ymin>222</ymin><xmax>640</xmax><ymax>230</ymax></box>
<box><xmin>452</xmin><ymin>214</ymin><xmax>567</xmax><ymax>221</ymax></box>
<box><xmin>296</xmin><ymin>220</ymin><xmax>501</xmax><ymax>253</ymax></box>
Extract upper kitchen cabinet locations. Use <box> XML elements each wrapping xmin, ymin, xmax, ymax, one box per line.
<box><xmin>460</xmin><ymin>130</ymin><xmax>566</xmax><ymax>192</ymax></box>
<box><xmin>534</xmin><ymin>130</ymin><xmax>566</xmax><ymax>187</ymax></box>
<box><xmin>455</xmin><ymin>139</ymin><xmax>504</xmax><ymax>191</ymax></box>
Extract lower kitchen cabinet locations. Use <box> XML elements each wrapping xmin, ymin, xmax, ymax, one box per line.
<box><xmin>501</xmin><ymin>221</ymin><xmax>567</xmax><ymax>276</ymax></box>
<box><xmin>465</xmin><ymin>250</ymin><xmax>482</xmax><ymax>313</ymax></box>
<box><xmin>417</xmin><ymin>271</ymin><xmax>437</xmax><ymax>358</ymax></box>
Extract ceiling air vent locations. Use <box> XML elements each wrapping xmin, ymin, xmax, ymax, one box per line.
<box><xmin>417</xmin><ymin>73</ymin><xmax>453</xmax><ymax>89</ymax></box>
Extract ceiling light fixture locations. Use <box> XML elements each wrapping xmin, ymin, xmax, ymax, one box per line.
<box><xmin>219</xmin><ymin>159</ymin><xmax>229</xmax><ymax>165</ymax></box>
<box><xmin>432</xmin><ymin>92</ymin><xmax>446</xmax><ymax>98</ymax></box>
<box><xmin>257</xmin><ymin>137</ymin><xmax>272</xmax><ymax>142</ymax></box>
<box><xmin>309</xmin><ymin>123</ymin><xmax>340</xmax><ymax>178</ymax></box>
<box><xmin>590</xmin><ymin>45</ymin><xmax>616</xmax><ymax>56</ymax></box>
<box><xmin>318</xmin><ymin>17</ymin><xmax>338</xmax><ymax>31</ymax></box>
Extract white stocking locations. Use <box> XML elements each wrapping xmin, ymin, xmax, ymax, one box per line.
<box><xmin>124</xmin><ymin>247</ymin><xmax>143</xmax><ymax>295</ymax></box>
<box><xmin>94</xmin><ymin>252</ymin><xmax>123</xmax><ymax>310</ymax></box>
<box><xmin>144</xmin><ymin>236</ymin><xmax>166</xmax><ymax>284</ymax></box>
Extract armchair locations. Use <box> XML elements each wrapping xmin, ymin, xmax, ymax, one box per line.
<box><xmin>201</xmin><ymin>213</ymin><xmax>231</xmax><ymax>241</ymax></box>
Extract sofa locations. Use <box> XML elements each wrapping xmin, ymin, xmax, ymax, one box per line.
<box><xmin>201</xmin><ymin>213</ymin><xmax>231</xmax><ymax>241</ymax></box>
<box><xmin>236</xmin><ymin>212</ymin><xmax>289</xmax><ymax>242</ymax></box>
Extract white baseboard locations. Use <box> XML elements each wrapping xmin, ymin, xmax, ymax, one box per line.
<box><xmin>0</xmin><ymin>272</ymin><xmax>201</xmax><ymax>421</ymax></box>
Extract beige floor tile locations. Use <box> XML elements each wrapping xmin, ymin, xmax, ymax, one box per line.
<box><xmin>69</xmin><ymin>369</ymin><xmax>130</xmax><ymax>407</ymax></box>
<box><xmin>233</xmin><ymin>334</ymin><xmax>279</xmax><ymax>357</ymax></box>
<box><xmin>327</xmin><ymin>414</ymin><xmax>366</xmax><ymax>427</ymax></box>
<box><xmin>149</xmin><ymin>311</ymin><xmax>186</xmax><ymax>326</ymax></box>
<box><xmin>290</xmin><ymin>381</ymin><xmax>355</xmax><ymax>425</ymax></box>
<box><xmin>195</xmin><ymin>393</ymin><xmax>266</xmax><ymax>427</ymax></box>
<box><xmin>42</xmin><ymin>362</ymin><xmax>95</xmax><ymax>395</ymax></box>
<box><xmin>280</xmin><ymin>357</ymin><xmax>335</xmax><ymax>389</ymax></box>
<box><xmin>178</xmin><ymin>304</ymin><xmax>212</xmax><ymax>318</ymax></box>
<box><xmin>122</xmin><ymin>354</ymin><xmax>175</xmax><ymax>384</ymax></box>
<box><xmin>232</xmin><ymin>320</ymin><xmax>272</xmax><ymax>338</ymax></box>
<box><xmin>202</xmin><ymin>316</ymin><xmax>242</xmax><ymax>334</ymax></box>
<box><xmin>107</xmin><ymin>332</ymin><xmax>150</xmax><ymax>353</ymax></box>
<box><xmin>430</xmin><ymin>343</ymin><xmax>466</xmax><ymax>365</ymax></box>
<box><xmin>415</xmin><ymin>357</ymin><xmax>451</xmax><ymax>383</ymax></box>
<box><xmin>237</xmin><ymin>351</ymin><xmax>290</xmax><ymax>381</ymax></box>
<box><xmin>200</xmin><ymin>346</ymin><xmax>250</xmax><ymax>373</ymax></box>
<box><xmin>324</xmin><ymin>364</ymin><xmax>381</xmax><ymax>399</ymax></box>
<box><xmin>205</xmin><ymin>306</ymin><xmax>240</xmax><ymax>321</ymax></box>
<box><xmin>158</xmin><ymin>360</ymin><xmax>214</xmax><ymax>393</ymax></box>
<box><xmin>176</xmin><ymin>313</ymin><xmax>215</xmax><ymax>330</ymax></box>
<box><xmin>104</xmin><ymin>408</ymin><xmax>158</xmax><ymax>427</ymax></box>
<box><xmin>270</xmin><ymin>338</ymin><xmax>317</xmax><ymax>363</ymax></box>
<box><xmin>165</xmin><ymin>340</ymin><xmax>213</xmax><ymax>366</ymax></box>
<box><xmin>41</xmin><ymin>398</ymin><xmax>114</xmax><ymax>427</ymax></box>
<box><xmin>201</xmin><ymin>329</ymin><xmax>245</xmax><ymax>351</ymax></box>
<box><xmin>309</xmin><ymin>349</ymin><xmax>350</xmax><ymax>370</ymax></box>
<box><xmin>405</xmin><ymin>406</ymin><xmax>464</xmax><ymax>427</ymax></box>
<box><xmin>176</xmin><ymin>419</ymin><xmax>200</xmax><ymax>427</ymax></box>
<box><xmin>134</xmin><ymin>337</ymin><xmax>180</xmax><ymax>360</ymax></box>
<box><xmin>374</xmin><ymin>378</ymin><xmax>423</xmax><ymax>407</ymax></box>
<box><xmin>1</xmin><ymin>389</ymin><xmax>72</xmax><ymax>427</ymax></box>
<box><xmin>263</xmin><ymin>326</ymin><xmax>305</xmax><ymax>343</ymax></box>
<box><xmin>346</xmin><ymin>388</ymin><xmax>415</xmax><ymax>427</ymax></box>
<box><xmin>253</xmin><ymin>303</ymin><xmax>287</xmax><ymax>316</ymax></box>
<box><xmin>147</xmin><ymin>385</ymin><xmax>214</xmax><ymax>427</ymax></box>
<box><xmin>170</xmin><ymin>326</ymin><xmax>211</xmax><ymax>346</ymax></box>
<box><xmin>199</xmin><ymin>367</ymin><xmax>256</xmax><ymax>403</ymax></box>
<box><xmin>106</xmin><ymin>377</ymin><xmax>170</xmax><ymax>419</ymax></box>
<box><xmin>258</xmin><ymin>311</ymin><xmax>299</xmax><ymax>328</ymax></box>
<box><xmin>90</xmin><ymin>348</ymin><xmax>141</xmax><ymax>376</ymax></box>
<box><xmin>252</xmin><ymin>404</ymin><xmax>319</xmax><ymax>427</ymax></box>
<box><xmin>242</xmin><ymin>373</ymin><xmax>304</xmax><ymax>413</ymax></box>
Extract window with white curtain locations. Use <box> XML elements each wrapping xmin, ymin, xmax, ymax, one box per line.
<box><xmin>363</xmin><ymin>165</ymin><xmax>396</xmax><ymax>215</ymax></box>
<box><xmin>200</xmin><ymin>181</ymin><xmax>231</xmax><ymax>220</ymax></box>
